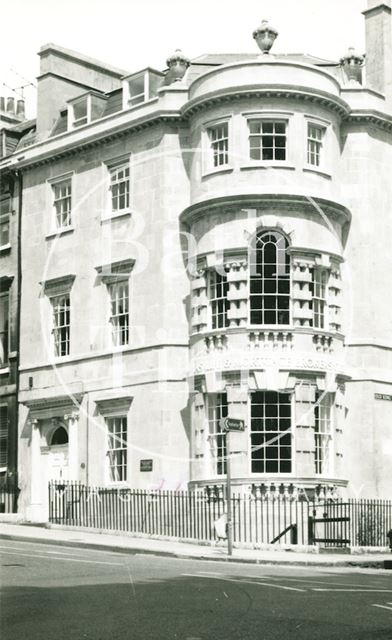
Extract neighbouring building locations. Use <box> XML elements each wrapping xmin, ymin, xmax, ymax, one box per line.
<box><xmin>0</xmin><ymin>96</ymin><xmax>33</xmax><ymax>510</ymax></box>
<box><xmin>1</xmin><ymin>1</ymin><xmax>391</xmax><ymax>521</ymax></box>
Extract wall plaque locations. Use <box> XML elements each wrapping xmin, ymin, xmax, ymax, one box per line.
<box><xmin>140</xmin><ymin>459</ymin><xmax>153</xmax><ymax>472</ymax></box>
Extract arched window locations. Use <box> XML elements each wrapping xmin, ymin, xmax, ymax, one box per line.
<box><xmin>50</xmin><ymin>426</ymin><xmax>68</xmax><ymax>446</ymax></box>
<box><xmin>249</xmin><ymin>230</ymin><xmax>290</xmax><ymax>325</ymax></box>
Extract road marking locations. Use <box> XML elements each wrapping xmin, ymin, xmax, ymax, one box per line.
<box><xmin>256</xmin><ymin>575</ymin><xmax>392</xmax><ymax>590</ymax></box>
<box><xmin>182</xmin><ymin>573</ymin><xmax>306</xmax><ymax>592</ymax></box>
<box><xmin>372</xmin><ymin>604</ymin><xmax>392</xmax><ymax>612</ymax></box>
<box><xmin>313</xmin><ymin>588</ymin><xmax>392</xmax><ymax>593</ymax></box>
<box><xmin>0</xmin><ymin>550</ymin><xmax>122</xmax><ymax>566</ymax></box>
<box><xmin>232</xmin><ymin>579</ymin><xmax>306</xmax><ymax>592</ymax></box>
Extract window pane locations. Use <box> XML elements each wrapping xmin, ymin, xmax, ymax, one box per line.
<box><xmin>275</xmin><ymin>122</ymin><xmax>286</xmax><ymax>134</ymax></box>
<box><xmin>262</xmin><ymin>148</ymin><xmax>273</xmax><ymax>160</ymax></box>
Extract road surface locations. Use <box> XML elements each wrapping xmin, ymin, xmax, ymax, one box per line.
<box><xmin>1</xmin><ymin>540</ymin><xmax>392</xmax><ymax>639</ymax></box>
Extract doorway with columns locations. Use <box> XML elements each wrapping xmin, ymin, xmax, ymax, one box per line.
<box><xmin>23</xmin><ymin>396</ymin><xmax>82</xmax><ymax>522</ymax></box>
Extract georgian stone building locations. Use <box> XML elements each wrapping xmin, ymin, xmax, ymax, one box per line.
<box><xmin>0</xmin><ymin>97</ymin><xmax>32</xmax><ymax>508</ymax></box>
<box><xmin>1</xmin><ymin>1</ymin><xmax>391</xmax><ymax>520</ymax></box>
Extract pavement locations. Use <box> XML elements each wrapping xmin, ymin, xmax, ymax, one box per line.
<box><xmin>0</xmin><ymin>522</ymin><xmax>391</xmax><ymax>568</ymax></box>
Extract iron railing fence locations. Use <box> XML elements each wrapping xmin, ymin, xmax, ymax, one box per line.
<box><xmin>0</xmin><ymin>476</ymin><xmax>19</xmax><ymax>513</ymax></box>
<box><xmin>48</xmin><ymin>481</ymin><xmax>392</xmax><ymax>548</ymax></box>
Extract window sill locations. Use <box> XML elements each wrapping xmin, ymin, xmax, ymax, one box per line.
<box><xmin>201</xmin><ymin>166</ymin><xmax>234</xmax><ymax>179</ymax></box>
<box><xmin>101</xmin><ymin>209</ymin><xmax>132</xmax><ymax>223</ymax></box>
<box><xmin>303</xmin><ymin>166</ymin><xmax>332</xmax><ymax>179</ymax></box>
<box><xmin>0</xmin><ymin>367</ymin><xmax>10</xmax><ymax>375</ymax></box>
<box><xmin>240</xmin><ymin>163</ymin><xmax>295</xmax><ymax>171</ymax></box>
<box><xmin>0</xmin><ymin>243</ymin><xmax>11</xmax><ymax>254</ymax></box>
<box><xmin>45</xmin><ymin>226</ymin><xmax>75</xmax><ymax>240</ymax></box>
<box><xmin>249</xmin><ymin>325</ymin><xmax>294</xmax><ymax>330</ymax></box>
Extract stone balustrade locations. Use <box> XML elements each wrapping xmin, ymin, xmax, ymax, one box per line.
<box><xmin>248</xmin><ymin>330</ymin><xmax>294</xmax><ymax>349</ymax></box>
<box><xmin>200</xmin><ymin>481</ymin><xmax>342</xmax><ymax>501</ymax></box>
<box><xmin>204</xmin><ymin>333</ymin><xmax>228</xmax><ymax>352</ymax></box>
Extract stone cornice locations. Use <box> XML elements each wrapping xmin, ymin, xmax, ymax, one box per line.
<box><xmin>23</xmin><ymin>393</ymin><xmax>84</xmax><ymax>411</ymax></box>
<box><xmin>95</xmin><ymin>259</ymin><xmax>135</xmax><ymax>283</ymax></box>
<box><xmin>344</xmin><ymin>109</ymin><xmax>392</xmax><ymax>131</ymax></box>
<box><xmin>0</xmin><ymin>110</ymin><xmax>183</xmax><ymax>172</ymax></box>
<box><xmin>95</xmin><ymin>394</ymin><xmax>133</xmax><ymax>414</ymax></box>
<box><xmin>180</xmin><ymin>193</ymin><xmax>351</xmax><ymax>227</ymax></box>
<box><xmin>40</xmin><ymin>274</ymin><xmax>76</xmax><ymax>296</ymax></box>
<box><xmin>362</xmin><ymin>3</ymin><xmax>391</xmax><ymax>16</ymax></box>
<box><xmin>1</xmin><ymin>91</ymin><xmax>391</xmax><ymax>174</ymax></box>
<box><xmin>181</xmin><ymin>85</ymin><xmax>351</xmax><ymax>119</ymax></box>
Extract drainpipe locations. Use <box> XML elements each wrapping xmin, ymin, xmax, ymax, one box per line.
<box><xmin>14</xmin><ymin>169</ymin><xmax>23</xmax><ymax>510</ymax></box>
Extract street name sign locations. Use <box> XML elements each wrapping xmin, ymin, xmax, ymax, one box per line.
<box><xmin>219</xmin><ymin>417</ymin><xmax>246</xmax><ymax>432</ymax></box>
<box><xmin>374</xmin><ymin>393</ymin><xmax>392</xmax><ymax>401</ymax></box>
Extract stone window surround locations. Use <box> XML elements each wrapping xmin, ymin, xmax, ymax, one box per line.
<box><xmin>40</xmin><ymin>274</ymin><xmax>76</xmax><ymax>359</ymax></box>
<box><xmin>244</xmin><ymin>111</ymin><xmax>292</xmax><ymax>165</ymax></box>
<box><xmin>0</xmin><ymin>193</ymin><xmax>11</xmax><ymax>249</ymax></box>
<box><xmin>0</xmin><ymin>276</ymin><xmax>13</xmax><ymax>372</ymax></box>
<box><xmin>95</xmin><ymin>259</ymin><xmax>134</xmax><ymax>349</ymax></box>
<box><xmin>102</xmin><ymin>153</ymin><xmax>132</xmax><ymax>221</ymax></box>
<box><xmin>304</xmin><ymin>113</ymin><xmax>331</xmax><ymax>175</ymax></box>
<box><xmin>46</xmin><ymin>172</ymin><xmax>75</xmax><ymax>237</ymax></box>
<box><xmin>191</xmin><ymin>372</ymin><xmax>343</xmax><ymax>479</ymax></box>
<box><xmin>198</xmin><ymin>110</ymin><xmax>334</xmax><ymax>176</ymax></box>
<box><xmin>190</xmin><ymin>246</ymin><xmax>343</xmax><ymax>335</ymax></box>
<box><xmin>201</xmin><ymin>114</ymin><xmax>233</xmax><ymax>177</ymax></box>
<box><xmin>95</xmin><ymin>394</ymin><xmax>133</xmax><ymax>486</ymax></box>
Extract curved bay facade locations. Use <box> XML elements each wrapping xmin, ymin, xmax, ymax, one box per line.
<box><xmin>182</xmin><ymin>59</ymin><xmax>353</xmax><ymax>496</ymax></box>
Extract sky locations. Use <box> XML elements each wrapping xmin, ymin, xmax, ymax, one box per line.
<box><xmin>1</xmin><ymin>0</ymin><xmax>368</xmax><ymax>118</ymax></box>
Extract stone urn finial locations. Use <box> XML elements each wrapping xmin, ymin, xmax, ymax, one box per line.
<box><xmin>166</xmin><ymin>49</ymin><xmax>190</xmax><ymax>82</ymax></box>
<box><xmin>253</xmin><ymin>19</ymin><xmax>278</xmax><ymax>54</ymax></box>
<box><xmin>340</xmin><ymin>47</ymin><xmax>365</xmax><ymax>84</ymax></box>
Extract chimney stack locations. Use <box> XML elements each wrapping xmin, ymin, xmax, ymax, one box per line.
<box><xmin>16</xmin><ymin>99</ymin><xmax>25</xmax><ymax>118</ymax></box>
<box><xmin>362</xmin><ymin>1</ymin><xmax>392</xmax><ymax>108</ymax></box>
<box><xmin>6</xmin><ymin>97</ymin><xmax>15</xmax><ymax>114</ymax></box>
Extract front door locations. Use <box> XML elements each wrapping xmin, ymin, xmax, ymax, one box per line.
<box><xmin>47</xmin><ymin>445</ymin><xmax>69</xmax><ymax>481</ymax></box>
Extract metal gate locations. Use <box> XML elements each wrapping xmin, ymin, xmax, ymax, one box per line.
<box><xmin>308</xmin><ymin>501</ymin><xmax>351</xmax><ymax>547</ymax></box>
